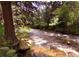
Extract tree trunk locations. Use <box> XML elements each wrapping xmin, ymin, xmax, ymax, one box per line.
<box><xmin>1</xmin><ymin>1</ymin><xmax>18</xmax><ymax>43</ymax></box>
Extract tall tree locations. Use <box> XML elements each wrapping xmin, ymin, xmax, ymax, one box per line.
<box><xmin>1</xmin><ymin>1</ymin><xmax>17</xmax><ymax>43</ymax></box>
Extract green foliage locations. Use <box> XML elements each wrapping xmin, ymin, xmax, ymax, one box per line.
<box><xmin>0</xmin><ymin>23</ymin><xmax>4</xmax><ymax>37</ymax></box>
<box><xmin>67</xmin><ymin>21</ymin><xmax>79</xmax><ymax>35</ymax></box>
<box><xmin>15</xmin><ymin>26</ymin><xmax>30</xmax><ymax>39</ymax></box>
<box><xmin>66</xmin><ymin>2</ymin><xmax>79</xmax><ymax>35</ymax></box>
<box><xmin>12</xmin><ymin>1</ymin><xmax>79</xmax><ymax>35</ymax></box>
<box><xmin>58</xmin><ymin>4</ymin><xmax>70</xmax><ymax>28</ymax></box>
<box><xmin>54</xmin><ymin>3</ymin><xmax>79</xmax><ymax>35</ymax></box>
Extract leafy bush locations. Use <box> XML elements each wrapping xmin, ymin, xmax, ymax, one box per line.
<box><xmin>57</xmin><ymin>4</ymin><xmax>70</xmax><ymax>28</ymax></box>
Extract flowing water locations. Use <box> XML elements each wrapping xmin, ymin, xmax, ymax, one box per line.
<box><xmin>28</xmin><ymin>29</ymin><xmax>79</xmax><ymax>56</ymax></box>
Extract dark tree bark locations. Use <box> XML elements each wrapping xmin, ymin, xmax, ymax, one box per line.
<box><xmin>1</xmin><ymin>2</ymin><xmax>32</xmax><ymax>56</ymax></box>
<box><xmin>1</xmin><ymin>1</ymin><xmax>18</xmax><ymax>43</ymax></box>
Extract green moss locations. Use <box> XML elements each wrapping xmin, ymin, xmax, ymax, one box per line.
<box><xmin>0</xmin><ymin>48</ymin><xmax>17</xmax><ymax>57</ymax></box>
<box><xmin>0</xmin><ymin>50</ymin><xmax>6</xmax><ymax>56</ymax></box>
<box><xmin>6</xmin><ymin>49</ymin><xmax>16</xmax><ymax>57</ymax></box>
<box><xmin>0</xmin><ymin>47</ymin><xmax>9</xmax><ymax>57</ymax></box>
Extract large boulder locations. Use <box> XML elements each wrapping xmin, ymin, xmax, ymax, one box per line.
<box><xmin>0</xmin><ymin>47</ymin><xmax>9</xmax><ymax>56</ymax></box>
<box><xmin>6</xmin><ymin>49</ymin><xmax>16</xmax><ymax>57</ymax></box>
<box><xmin>0</xmin><ymin>47</ymin><xmax>16</xmax><ymax>57</ymax></box>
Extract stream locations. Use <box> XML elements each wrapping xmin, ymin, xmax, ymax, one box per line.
<box><xmin>28</xmin><ymin>29</ymin><xmax>79</xmax><ymax>56</ymax></box>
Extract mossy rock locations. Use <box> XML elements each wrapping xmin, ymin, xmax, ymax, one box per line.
<box><xmin>0</xmin><ymin>47</ymin><xmax>9</xmax><ymax>57</ymax></box>
<box><xmin>0</xmin><ymin>47</ymin><xmax>17</xmax><ymax>57</ymax></box>
<box><xmin>6</xmin><ymin>49</ymin><xmax>16</xmax><ymax>57</ymax></box>
<box><xmin>0</xmin><ymin>49</ymin><xmax>7</xmax><ymax>56</ymax></box>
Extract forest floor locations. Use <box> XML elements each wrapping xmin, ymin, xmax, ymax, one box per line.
<box><xmin>28</xmin><ymin>29</ymin><xmax>79</xmax><ymax>57</ymax></box>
